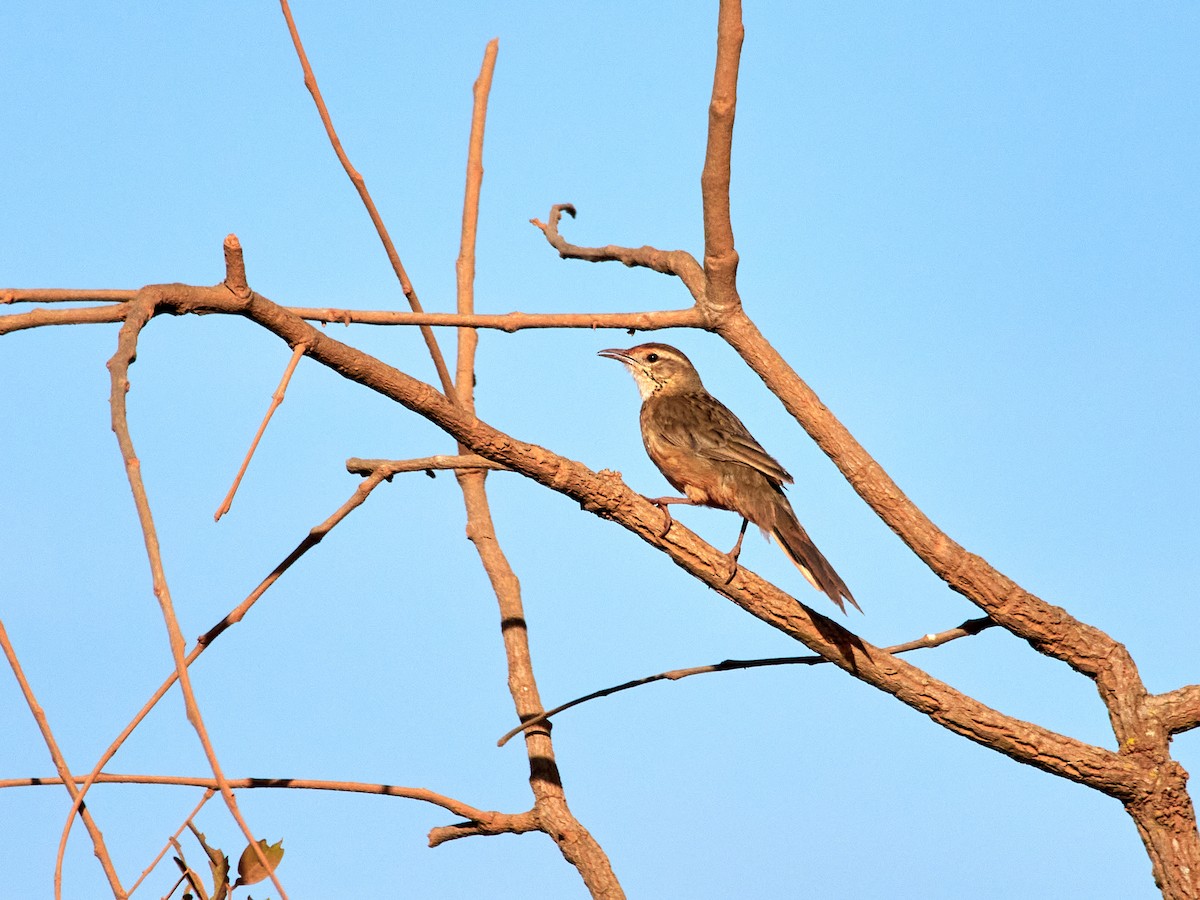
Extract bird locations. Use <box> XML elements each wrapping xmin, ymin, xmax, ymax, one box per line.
<box><xmin>598</xmin><ymin>342</ymin><xmax>859</xmax><ymax>613</ymax></box>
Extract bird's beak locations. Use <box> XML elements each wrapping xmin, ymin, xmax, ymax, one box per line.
<box><xmin>597</xmin><ymin>348</ymin><xmax>635</xmax><ymax>365</ymax></box>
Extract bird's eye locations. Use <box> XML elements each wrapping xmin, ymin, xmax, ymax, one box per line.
<box><xmin>646</xmin><ymin>353</ymin><xmax>659</xmax><ymax>363</ymax></box>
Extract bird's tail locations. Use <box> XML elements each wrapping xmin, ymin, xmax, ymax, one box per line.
<box><xmin>769</xmin><ymin>499</ymin><xmax>860</xmax><ymax>614</ymax></box>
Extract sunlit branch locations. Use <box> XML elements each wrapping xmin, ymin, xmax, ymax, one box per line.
<box><xmin>0</xmin><ymin>620</ymin><xmax>125</xmax><ymax>898</ymax></box>
<box><xmin>106</xmin><ymin>295</ymin><xmax>289</xmax><ymax>900</ymax></box>
<box><xmin>58</xmin><ymin>468</ymin><xmax>392</xmax><ymax>871</ymax></box>
<box><xmin>278</xmin><ymin>0</ymin><xmax>457</xmax><ymax>401</ymax></box>
<box><xmin>214</xmin><ymin>342</ymin><xmax>308</xmax><ymax>521</ymax></box>
<box><xmin>0</xmin><ymin>304</ymin><xmax>126</xmax><ymax>335</ymax></box>
<box><xmin>531</xmin><ymin>203</ymin><xmax>707</xmax><ymax>302</ymax></box>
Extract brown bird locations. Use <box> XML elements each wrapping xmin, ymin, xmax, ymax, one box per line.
<box><xmin>599</xmin><ymin>343</ymin><xmax>859</xmax><ymax>613</ymax></box>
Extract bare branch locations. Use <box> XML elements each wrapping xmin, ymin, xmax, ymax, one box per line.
<box><xmin>0</xmin><ymin>288</ymin><xmax>134</xmax><ymax>303</ymax></box>
<box><xmin>717</xmin><ymin>318</ymin><xmax>1157</xmax><ymax>748</ymax></box>
<box><xmin>426</xmin><ymin>817</ymin><xmax>537</xmax><ymax>847</ymax></box>
<box><xmin>456</xmin><ymin>39</ymin><xmax>498</xmax><ymax>412</ymax></box>
<box><xmin>347</xmin><ymin>455</ymin><xmax>508</xmax><ymax>478</ymax></box>
<box><xmin>531</xmin><ymin>203</ymin><xmax>708</xmax><ymax>303</ymax></box>
<box><xmin>452</xmin><ymin>44</ymin><xmax>623</xmax><ymax>895</ymax></box>
<box><xmin>12</xmin><ymin>773</ymin><xmax>536</xmax><ymax>838</ymax></box>
<box><xmin>0</xmin><ymin>620</ymin><xmax>125</xmax><ymax>898</ymax></box>
<box><xmin>58</xmin><ymin>468</ymin><xmax>392</xmax><ymax>868</ymax></box>
<box><xmin>106</xmin><ymin>294</ymin><xmax>289</xmax><ymax>900</ymax></box>
<box><xmin>0</xmin><ymin>288</ymin><xmax>702</xmax><ymax>334</ymax></box>
<box><xmin>110</xmin><ymin>278</ymin><xmax>1138</xmax><ymax>801</ymax></box>
<box><xmin>126</xmin><ymin>790</ymin><xmax>216</xmax><ymax>896</ymax></box>
<box><xmin>0</xmin><ymin>303</ymin><xmax>126</xmax><ymax>335</ymax></box>
<box><xmin>277</xmin><ymin>0</ymin><xmax>457</xmax><ymax>401</ymax></box>
<box><xmin>699</xmin><ymin>0</ymin><xmax>744</xmax><ymax>311</ymax></box>
<box><xmin>1151</xmin><ymin>684</ymin><xmax>1200</xmax><ymax>735</ymax></box>
<box><xmin>214</xmin><ymin>341</ymin><xmax>308</xmax><ymax>521</ymax></box>
<box><xmin>223</xmin><ymin>233</ymin><xmax>250</xmax><ymax>298</ymax></box>
<box><xmin>296</xmin><ymin>305</ymin><xmax>705</xmax><ymax>331</ymax></box>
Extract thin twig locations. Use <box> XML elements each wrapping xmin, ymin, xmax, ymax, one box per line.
<box><xmin>455</xmin><ymin>39</ymin><xmax>498</xmax><ymax>414</ymax></box>
<box><xmin>294</xmin><ymin>305</ymin><xmax>703</xmax><ymax>331</ymax></box>
<box><xmin>277</xmin><ymin>0</ymin><xmax>457</xmax><ymax>401</ymax></box>
<box><xmin>105</xmin><ymin>295</ymin><xmax>288</xmax><ymax>900</ymax></box>
<box><xmin>0</xmin><ymin>619</ymin><xmax>126</xmax><ymax>898</ymax></box>
<box><xmin>0</xmin><ymin>303</ymin><xmax>127</xmax><ymax>335</ymax></box>
<box><xmin>0</xmin><ymin>288</ymin><xmax>135</xmax><ymax>303</ymax></box>
<box><xmin>214</xmin><ymin>342</ymin><xmax>307</xmax><ymax>521</ymax></box>
<box><xmin>346</xmin><ymin>454</ymin><xmax>508</xmax><ymax>478</ymax></box>
<box><xmin>498</xmin><ymin>617</ymin><xmax>997</xmax><ymax>746</ymax></box>
<box><xmin>56</xmin><ymin>470</ymin><xmax>392</xmax><ymax>871</ymax></box>
<box><xmin>531</xmin><ymin>203</ymin><xmax>707</xmax><ymax>303</ymax></box>
<box><xmin>0</xmin><ymin>290</ymin><xmax>702</xmax><ymax>335</ymax></box>
<box><xmin>125</xmin><ymin>789</ymin><xmax>216</xmax><ymax>896</ymax></box>
<box><xmin>16</xmin><ymin>773</ymin><xmax>540</xmax><ymax>842</ymax></box>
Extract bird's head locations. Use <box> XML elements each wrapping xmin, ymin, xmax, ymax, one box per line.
<box><xmin>598</xmin><ymin>343</ymin><xmax>704</xmax><ymax>399</ymax></box>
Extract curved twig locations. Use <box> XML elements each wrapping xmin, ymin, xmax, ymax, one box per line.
<box><xmin>531</xmin><ymin>203</ymin><xmax>707</xmax><ymax>303</ymax></box>
<box><xmin>12</xmin><ymin>773</ymin><xmax>541</xmax><ymax>847</ymax></box>
<box><xmin>105</xmin><ymin>293</ymin><xmax>289</xmax><ymax>900</ymax></box>
<box><xmin>497</xmin><ymin>616</ymin><xmax>996</xmax><ymax>746</ymax></box>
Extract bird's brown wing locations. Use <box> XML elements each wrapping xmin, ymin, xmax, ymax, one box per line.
<box><xmin>649</xmin><ymin>391</ymin><xmax>793</xmax><ymax>486</ymax></box>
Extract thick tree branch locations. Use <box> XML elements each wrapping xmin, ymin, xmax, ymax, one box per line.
<box><xmin>1151</xmin><ymin>685</ymin><xmax>1200</xmax><ymax>735</ymax></box>
<box><xmin>715</xmin><ymin>314</ymin><xmax>1158</xmax><ymax>751</ymax></box>
<box><xmin>111</xmin><ymin>279</ymin><xmax>1142</xmax><ymax>803</ymax></box>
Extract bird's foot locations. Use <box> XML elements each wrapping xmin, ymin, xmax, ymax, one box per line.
<box><xmin>645</xmin><ymin>495</ymin><xmax>693</xmax><ymax>537</ymax></box>
<box><xmin>721</xmin><ymin>553</ymin><xmax>740</xmax><ymax>584</ymax></box>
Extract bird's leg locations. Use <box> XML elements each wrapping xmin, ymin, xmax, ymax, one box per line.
<box><xmin>727</xmin><ymin>517</ymin><xmax>750</xmax><ymax>561</ymax></box>
<box><xmin>723</xmin><ymin>517</ymin><xmax>751</xmax><ymax>584</ymax></box>
<box><xmin>645</xmin><ymin>495</ymin><xmax>698</xmax><ymax>537</ymax></box>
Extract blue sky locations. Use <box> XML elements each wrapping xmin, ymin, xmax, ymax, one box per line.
<box><xmin>1</xmin><ymin>3</ymin><xmax>1197</xmax><ymax>897</ymax></box>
